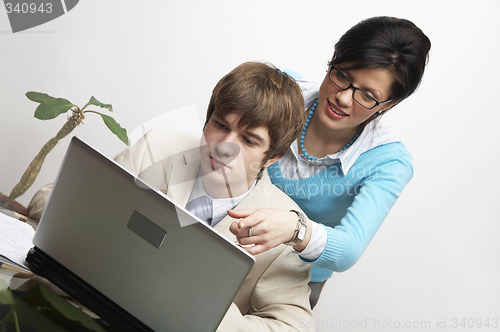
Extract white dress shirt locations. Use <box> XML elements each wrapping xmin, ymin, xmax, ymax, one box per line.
<box><xmin>186</xmin><ymin>171</ymin><xmax>256</xmax><ymax>227</ymax></box>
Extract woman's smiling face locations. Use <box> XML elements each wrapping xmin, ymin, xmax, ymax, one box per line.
<box><xmin>316</xmin><ymin>66</ymin><xmax>396</xmax><ymax>134</ymax></box>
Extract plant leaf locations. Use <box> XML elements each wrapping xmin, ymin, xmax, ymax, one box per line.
<box><xmin>26</xmin><ymin>91</ymin><xmax>56</xmax><ymax>104</ymax></box>
<box><xmin>20</xmin><ymin>284</ymin><xmax>107</xmax><ymax>331</ymax></box>
<box><xmin>96</xmin><ymin>112</ymin><xmax>130</xmax><ymax>146</ymax></box>
<box><xmin>0</xmin><ymin>279</ymin><xmax>14</xmax><ymax>305</ymax></box>
<box><xmin>87</xmin><ymin>96</ymin><xmax>113</xmax><ymax>112</ymax></box>
<box><xmin>34</xmin><ymin>98</ymin><xmax>76</xmax><ymax>120</ymax></box>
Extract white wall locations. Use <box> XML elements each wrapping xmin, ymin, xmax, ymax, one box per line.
<box><xmin>1</xmin><ymin>1</ymin><xmax>499</xmax><ymax>331</ymax></box>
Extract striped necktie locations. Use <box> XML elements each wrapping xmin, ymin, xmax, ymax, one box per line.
<box><xmin>185</xmin><ymin>195</ymin><xmax>213</xmax><ymax>224</ymax></box>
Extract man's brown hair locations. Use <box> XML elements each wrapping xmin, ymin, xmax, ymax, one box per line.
<box><xmin>205</xmin><ymin>61</ymin><xmax>305</xmax><ymax>163</ymax></box>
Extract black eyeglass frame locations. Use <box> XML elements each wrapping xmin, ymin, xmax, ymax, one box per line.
<box><xmin>328</xmin><ymin>66</ymin><xmax>392</xmax><ymax>110</ymax></box>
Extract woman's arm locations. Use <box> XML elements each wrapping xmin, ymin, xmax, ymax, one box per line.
<box><xmin>229</xmin><ymin>152</ymin><xmax>413</xmax><ymax>272</ymax></box>
<box><xmin>310</xmin><ymin>156</ymin><xmax>413</xmax><ymax>272</ymax></box>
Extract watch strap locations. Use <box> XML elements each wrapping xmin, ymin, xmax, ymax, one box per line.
<box><xmin>284</xmin><ymin>209</ymin><xmax>307</xmax><ymax>246</ymax></box>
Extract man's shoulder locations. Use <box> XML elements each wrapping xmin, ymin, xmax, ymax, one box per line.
<box><xmin>143</xmin><ymin>128</ymin><xmax>200</xmax><ymax>148</ymax></box>
<box><xmin>114</xmin><ymin>128</ymin><xmax>201</xmax><ymax>175</ymax></box>
<box><xmin>254</xmin><ymin>171</ymin><xmax>303</xmax><ymax>210</ymax></box>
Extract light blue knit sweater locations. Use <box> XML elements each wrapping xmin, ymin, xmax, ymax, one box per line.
<box><xmin>268</xmin><ymin>142</ymin><xmax>413</xmax><ymax>282</ymax></box>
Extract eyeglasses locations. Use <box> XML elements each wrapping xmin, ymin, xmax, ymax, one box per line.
<box><xmin>328</xmin><ymin>66</ymin><xmax>392</xmax><ymax>110</ymax></box>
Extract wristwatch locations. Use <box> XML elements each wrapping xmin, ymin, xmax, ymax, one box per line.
<box><xmin>284</xmin><ymin>210</ymin><xmax>307</xmax><ymax>246</ymax></box>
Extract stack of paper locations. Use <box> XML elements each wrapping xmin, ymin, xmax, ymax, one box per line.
<box><xmin>0</xmin><ymin>209</ymin><xmax>35</xmax><ymax>272</ymax></box>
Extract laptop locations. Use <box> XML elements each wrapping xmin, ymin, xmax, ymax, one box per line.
<box><xmin>25</xmin><ymin>136</ymin><xmax>255</xmax><ymax>331</ymax></box>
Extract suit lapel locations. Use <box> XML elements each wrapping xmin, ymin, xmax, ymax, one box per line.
<box><xmin>167</xmin><ymin>159</ymin><xmax>200</xmax><ymax>208</ymax></box>
<box><xmin>213</xmin><ymin>172</ymin><xmax>282</xmax><ymax>314</ymax></box>
<box><xmin>214</xmin><ymin>172</ymin><xmax>274</xmax><ymax>237</ymax></box>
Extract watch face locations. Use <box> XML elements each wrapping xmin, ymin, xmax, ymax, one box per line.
<box><xmin>297</xmin><ymin>226</ymin><xmax>307</xmax><ymax>240</ymax></box>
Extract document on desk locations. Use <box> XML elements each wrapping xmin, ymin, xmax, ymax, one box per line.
<box><xmin>0</xmin><ymin>212</ymin><xmax>35</xmax><ymax>271</ymax></box>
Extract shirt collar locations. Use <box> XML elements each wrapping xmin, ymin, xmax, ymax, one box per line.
<box><xmin>187</xmin><ymin>170</ymin><xmax>256</xmax><ymax>226</ymax></box>
<box><xmin>337</xmin><ymin>120</ymin><xmax>400</xmax><ymax>174</ymax></box>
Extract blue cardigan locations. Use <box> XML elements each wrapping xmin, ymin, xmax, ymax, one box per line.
<box><xmin>268</xmin><ymin>142</ymin><xmax>413</xmax><ymax>282</ymax></box>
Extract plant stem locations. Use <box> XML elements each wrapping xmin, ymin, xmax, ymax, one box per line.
<box><xmin>4</xmin><ymin>110</ymin><xmax>83</xmax><ymax>206</ymax></box>
<box><xmin>12</xmin><ymin>308</ymin><xmax>20</xmax><ymax>332</ymax></box>
<box><xmin>83</xmin><ymin>110</ymin><xmax>99</xmax><ymax>115</ymax></box>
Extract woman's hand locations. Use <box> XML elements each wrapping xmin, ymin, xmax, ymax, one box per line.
<box><xmin>228</xmin><ymin>208</ymin><xmax>310</xmax><ymax>255</ymax></box>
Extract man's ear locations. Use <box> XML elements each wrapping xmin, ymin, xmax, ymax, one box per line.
<box><xmin>262</xmin><ymin>155</ymin><xmax>281</xmax><ymax>169</ymax></box>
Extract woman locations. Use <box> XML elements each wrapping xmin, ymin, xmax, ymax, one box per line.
<box><xmin>228</xmin><ymin>16</ymin><xmax>431</xmax><ymax>308</ymax></box>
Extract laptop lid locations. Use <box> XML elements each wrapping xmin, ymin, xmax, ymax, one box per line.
<box><xmin>30</xmin><ymin>136</ymin><xmax>255</xmax><ymax>331</ymax></box>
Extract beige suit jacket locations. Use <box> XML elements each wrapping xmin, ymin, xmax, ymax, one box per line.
<box><xmin>29</xmin><ymin>128</ymin><xmax>315</xmax><ymax>331</ymax></box>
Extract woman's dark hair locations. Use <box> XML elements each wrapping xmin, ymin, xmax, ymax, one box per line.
<box><xmin>330</xmin><ymin>16</ymin><xmax>431</xmax><ymax>103</ymax></box>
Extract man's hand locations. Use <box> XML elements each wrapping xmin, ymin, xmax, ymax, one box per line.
<box><xmin>228</xmin><ymin>208</ymin><xmax>310</xmax><ymax>255</ymax></box>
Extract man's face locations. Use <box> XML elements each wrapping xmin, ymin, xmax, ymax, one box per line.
<box><xmin>199</xmin><ymin>112</ymin><xmax>277</xmax><ymax>198</ymax></box>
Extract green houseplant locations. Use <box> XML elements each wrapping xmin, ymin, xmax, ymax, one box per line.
<box><xmin>0</xmin><ymin>92</ymin><xmax>130</xmax><ymax>215</ymax></box>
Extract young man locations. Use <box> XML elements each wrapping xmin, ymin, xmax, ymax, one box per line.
<box><xmin>29</xmin><ymin>62</ymin><xmax>315</xmax><ymax>331</ymax></box>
